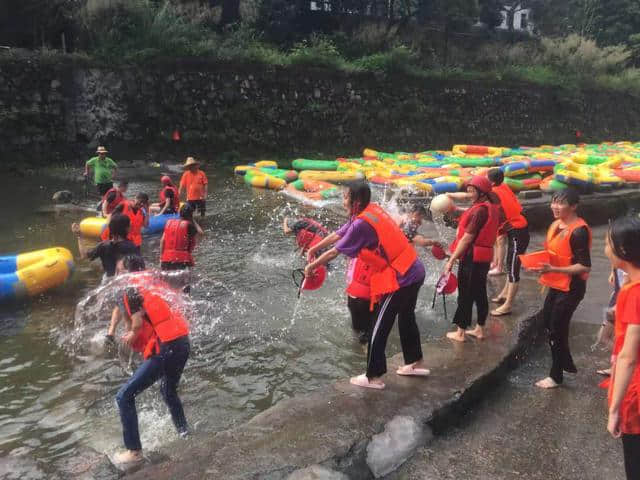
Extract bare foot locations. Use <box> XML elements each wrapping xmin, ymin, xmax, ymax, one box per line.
<box><xmin>113</xmin><ymin>450</ymin><xmax>143</xmax><ymax>464</ymax></box>
<box><xmin>446</xmin><ymin>329</ymin><xmax>466</xmax><ymax>342</ymax></box>
<box><xmin>535</xmin><ymin>377</ymin><xmax>559</xmax><ymax>389</ymax></box>
<box><xmin>466</xmin><ymin>326</ymin><xmax>485</xmax><ymax>339</ymax></box>
<box><xmin>491</xmin><ymin>296</ymin><xmax>506</xmax><ymax>304</ymax></box>
<box><xmin>491</xmin><ymin>305</ymin><xmax>512</xmax><ymax>316</ymax></box>
<box><xmin>488</xmin><ymin>268</ymin><xmax>505</xmax><ymax>276</ymax></box>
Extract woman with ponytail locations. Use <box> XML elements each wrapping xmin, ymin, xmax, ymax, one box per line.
<box><xmin>306</xmin><ymin>182</ymin><xmax>429</xmax><ymax>390</ymax></box>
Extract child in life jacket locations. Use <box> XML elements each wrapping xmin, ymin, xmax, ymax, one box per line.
<box><xmin>283</xmin><ymin>217</ymin><xmax>328</xmax><ymax>255</ymax></box>
<box><xmin>150</xmin><ymin>175</ymin><xmax>180</xmax><ymax>215</ymax></box>
<box><xmin>604</xmin><ymin>215</ymin><xmax>640</xmax><ymax>480</ymax></box>
<box><xmin>100</xmin><ymin>179</ymin><xmax>128</xmax><ymax>217</ymax></box>
<box><xmin>109</xmin><ymin>255</ymin><xmax>191</xmax><ymax>465</ymax></box>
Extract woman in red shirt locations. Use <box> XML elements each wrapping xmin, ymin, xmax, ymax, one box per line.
<box><xmin>606</xmin><ymin>215</ymin><xmax>640</xmax><ymax>480</ymax></box>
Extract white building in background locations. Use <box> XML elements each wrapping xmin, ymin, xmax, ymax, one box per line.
<box><xmin>497</xmin><ymin>7</ymin><xmax>535</xmax><ymax>32</ymax></box>
<box><xmin>310</xmin><ymin>1</ymin><xmax>332</xmax><ymax>11</ymax></box>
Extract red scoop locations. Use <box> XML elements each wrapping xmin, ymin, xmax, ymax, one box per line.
<box><xmin>436</xmin><ymin>272</ymin><xmax>458</xmax><ymax>295</ymax></box>
<box><xmin>431</xmin><ymin>244</ymin><xmax>447</xmax><ymax>260</ymax></box>
<box><xmin>301</xmin><ymin>264</ymin><xmax>327</xmax><ymax>291</ymax></box>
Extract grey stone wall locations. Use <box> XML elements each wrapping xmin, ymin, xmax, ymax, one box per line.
<box><xmin>1</xmin><ymin>57</ymin><xmax>639</xmax><ymax>165</ymax></box>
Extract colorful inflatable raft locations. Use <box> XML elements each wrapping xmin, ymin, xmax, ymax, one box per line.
<box><xmin>0</xmin><ymin>247</ymin><xmax>74</xmax><ymax>303</ymax></box>
<box><xmin>79</xmin><ymin>213</ymin><xmax>179</xmax><ymax>240</ymax></box>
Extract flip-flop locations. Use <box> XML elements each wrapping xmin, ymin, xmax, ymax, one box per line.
<box><xmin>491</xmin><ymin>308</ymin><xmax>512</xmax><ymax>316</ymax></box>
<box><xmin>350</xmin><ymin>374</ymin><xmax>385</xmax><ymax>390</ymax></box>
<box><xmin>491</xmin><ymin>297</ymin><xmax>506</xmax><ymax>304</ymax></box>
<box><xmin>396</xmin><ymin>365</ymin><xmax>431</xmax><ymax>377</ymax></box>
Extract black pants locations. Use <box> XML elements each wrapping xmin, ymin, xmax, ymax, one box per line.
<box><xmin>97</xmin><ymin>182</ymin><xmax>113</xmax><ymax>196</ymax></box>
<box><xmin>452</xmin><ymin>255</ymin><xmax>490</xmax><ymax>330</ymax></box>
<box><xmin>623</xmin><ymin>434</ymin><xmax>640</xmax><ymax>480</ymax></box>
<box><xmin>543</xmin><ymin>284</ymin><xmax>585</xmax><ymax>383</ymax></box>
<box><xmin>367</xmin><ymin>281</ymin><xmax>423</xmax><ymax>378</ymax></box>
<box><xmin>187</xmin><ymin>200</ymin><xmax>206</xmax><ymax>217</ymax></box>
<box><xmin>348</xmin><ymin>296</ymin><xmax>372</xmax><ymax>343</ymax></box>
<box><xmin>506</xmin><ymin>227</ymin><xmax>530</xmax><ymax>283</ymax></box>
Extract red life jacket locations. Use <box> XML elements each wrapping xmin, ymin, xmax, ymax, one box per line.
<box><xmin>450</xmin><ymin>201</ymin><xmax>500</xmax><ymax>263</ymax></box>
<box><xmin>356</xmin><ymin>203</ymin><xmax>419</xmax><ymax>308</ymax></box>
<box><xmin>492</xmin><ymin>183</ymin><xmax>527</xmax><ymax>230</ymax></box>
<box><xmin>121</xmin><ymin>201</ymin><xmax>145</xmax><ymax>247</ymax></box>
<box><xmin>539</xmin><ymin>218</ymin><xmax>591</xmax><ymax>292</ymax></box>
<box><xmin>123</xmin><ymin>276</ymin><xmax>189</xmax><ymax>358</ymax></box>
<box><xmin>159</xmin><ymin>185</ymin><xmax>180</xmax><ymax>211</ymax></box>
<box><xmin>346</xmin><ymin>258</ymin><xmax>372</xmax><ymax>300</ymax></box>
<box><xmin>131</xmin><ymin>321</ymin><xmax>158</xmax><ymax>359</ymax></box>
<box><xmin>102</xmin><ymin>188</ymin><xmax>124</xmax><ymax>215</ymax></box>
<box><xmin>295</xmin><ymin>218</ymin><xmax>328</xmax><ymax>251</ymax></box>
<box><xmin>160</xmin><ymin>219</ymin><xmax>195</xmax><ymax>265</ymax></box>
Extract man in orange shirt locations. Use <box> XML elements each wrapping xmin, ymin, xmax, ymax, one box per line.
<box><xmin>179</xmin><ymin>157</ymin><xmax>208</xmax><ymax>217</ymax></box>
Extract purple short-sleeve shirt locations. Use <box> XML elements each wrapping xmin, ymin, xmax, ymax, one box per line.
<box><xmin>335</xmin><ymin>219</ymin><xmax>425</xmax><ymax>287</ymax></box>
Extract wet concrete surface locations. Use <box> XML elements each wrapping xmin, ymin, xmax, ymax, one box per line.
<box><xmin>388</xmin><ymin>324</ymin><xmax>623</xmax><ymax>480</ymax></box>
<box><xmin>118</xmin><ymin>274</ymin><xmax>545</xmax><ymax>480</ymax></box>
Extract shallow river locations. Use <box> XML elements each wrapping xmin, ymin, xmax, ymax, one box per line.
<box><xmin>0</xmin><ymin>163</ymin><xmax>454</xmax><ymax>471</ymax></box>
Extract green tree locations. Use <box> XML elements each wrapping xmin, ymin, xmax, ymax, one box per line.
<box><xmin>592</xmin><ymin>0</ymin><xmax>640</xmax><ymax>47</ymax></box>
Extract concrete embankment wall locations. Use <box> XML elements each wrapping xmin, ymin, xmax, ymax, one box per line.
<box><xmin>1</xmin><ymin>56</ymin><xmax>640</xmax><ymax>165</ymax></box>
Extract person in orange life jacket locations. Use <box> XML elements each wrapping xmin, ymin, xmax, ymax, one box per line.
<box><xmin>71</xmin><ymin>214</ymin><xmax>138</xmax><ymax>280</ymax></box>
<box><xmin>283</xmin><ymin>217</ymin><xmax>329</xmax><ymax>256</ymax></box>
<box><xmin>604</xmin><ymin>216</ymin><xmax>640</xmax><ymax>480</ymax></box>
<box><xmin>486</xmin><ymin>168</ymin><xmax>530</xmax><ymax>316</ymax></box>
<box><xmin>299</xmin><ymin>212</ymin><xmax>374</xmax><ymax>345</ymax></box>
<box><xmin>100</xmin><ymin>179</ymin><xmax>128</xmax><ymax>217</ymax></box>
<box><xmin>305</xmin><ymin>182</ymin><xmax>429</xmax><ymax>390</ymax></box>
<box><xmin>444</xmin><ymin>175</ymin><xmax>501</xmax><ymax>342</ymax></box>
<box><xmin>160</xmin><ymin>204</ymin><xmax>203</xmax><ymax>293</ymax></box>
<box><xmin>103</xmin><ymin>193</ymin><xmax>150</xmax><ymax>254</ymax></box>
<box><xmin>150</xmin><ymin>176</ymin><xmax>180</xmax><ymax>215</ymax></box>
<box><xmin>111</xmin><ymin>255</ymin><xmax>191</xmax><ymax>465</ymax></box>
<box><xmin>526</xmin><ymin>188</ymin><xmax>591</xmax><ymax>389</ymax></box>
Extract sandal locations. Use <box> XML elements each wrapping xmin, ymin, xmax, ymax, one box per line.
<box><xmin>350</xmin><ymin>374</ymin><xmax>385</xmax><ymax>390</ymax></box>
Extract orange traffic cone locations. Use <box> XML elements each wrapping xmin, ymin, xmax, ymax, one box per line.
<box><xmin>172</xmin><ymin>129</ymin><xmax>181</xmax><ymax>142</ymax></box>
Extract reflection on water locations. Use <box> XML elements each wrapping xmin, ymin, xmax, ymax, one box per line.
<box><xmin>0</xmin><ymin>165</ymin><xmax>452</xmax><ymax>472</ymax></box>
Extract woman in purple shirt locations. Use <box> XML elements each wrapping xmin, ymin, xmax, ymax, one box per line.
<box><xmin>306</xmin><ymin>182</ymin><xmax>429</xmax><ymax>390</ymax></box>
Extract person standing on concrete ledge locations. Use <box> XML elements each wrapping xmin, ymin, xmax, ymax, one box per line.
<box><xmin>488</xmin><ymin>168</ymin><xmax>530</xmax><ymax>316</ymax></box>
<box><xmin>444</xmin><ymin>176</ymin><xmax>500</xmax><ymax>342</ymax></box>
<box><xmin>85</xmin><ymin>146</ymin><xmax>117</xmax><ymax>196</ymax></box>
<box><xmin>604</xmin><ymin>215</ymin><xmax>640</xmax><ymax>480</ymax></box>
<box><xmin>532</xmin><ymin>188</ymin><xmax>591</xmax><ymax>389</ymax></box>
<box><xmin>305</xmin><ymin>182</ymin><xmax>429</xmax><ymax>390</ymax></box>
<box><xmin>179</xmin><ymin>157</ymin><xmax>208</xmax><ymax>217</ymax></box>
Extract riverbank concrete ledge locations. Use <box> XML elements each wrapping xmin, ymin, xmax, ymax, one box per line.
<box><xmin>68</xmin><ymin>274</ymin><xmax>540</xmax><ymax>480</ymax></box>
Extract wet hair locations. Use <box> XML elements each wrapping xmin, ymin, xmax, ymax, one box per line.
<box><xmin>136</xmin><ymin>192</ymin><xmax>149</xmax><ymax>204</ymax></box>
<box><xmin>122</xmin><ymin>255</ymin><xmax>146</xmax><ymax>272</ymax></box>
<box><xmin>345</xmin><ymin>181</ymin><xmax>371</xmax><ymax>216</ymax></box>
<box><xmin>109</xmin><ymin>214</ymin><xmax>130</xmax><ymax>239</ymax></box>
<box><xmin>608</xmin><ymin>215</ymin><xmax>640</xmax><ymax>268</ymax></box>
<box><xmin>551</xmin><ymin>187</ymin><xmax>580</xmax><ymax>206</ymax></box>
<box><xmin>180</xmin><ymin>203</ymin><xmax>194</xmax><ymax>220</ymax></box>
<box><xmin>488</xmin><ymin>168</ymin><xmax>504</xmax><ymax>186</ymax></box>
<box><xmin>117</xmin><ymin>179</ymin><xmax>129</xmax><ymax>188</ymax></box>
<box><xmin>408</xmin><ymin>202</ymin><xmax>428</xmax><ymax>217</ymax></box>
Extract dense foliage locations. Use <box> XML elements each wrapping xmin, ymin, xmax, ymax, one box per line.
<box><xmin>0</xmin><ymin>0</ymin><xmax>638</xmax><ymax>93</ymax></box>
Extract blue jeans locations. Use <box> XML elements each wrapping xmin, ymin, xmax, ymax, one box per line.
<box><xmin>116</xmin><ymin>336</ymin><xmax>190</xmax><ymax>451</ymax></box>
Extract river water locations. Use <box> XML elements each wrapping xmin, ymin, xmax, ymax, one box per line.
<box><xmin>0</xmin><ymin>163</ymin><xmax>452</xmax><ymax>473</ymax></box>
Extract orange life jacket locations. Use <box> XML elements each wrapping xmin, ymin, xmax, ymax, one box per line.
<box><xmin>346</xmin><ymin>258</ymin><xmax>372</xmax><ymax>300</ymax></box>
<box><xmin>450</xmin><ymin>201</ymin><xmax>499</xmax><ymax>263</ymax></box>
<box><xmin>295</xmin><ymin>218</ymin><xmax>328</xmax><ymax>251</ymax></box>
<box><xmin>131</xmin><ymin>321</ymin><xmax>158</xmax><ymax>359</ymax></box>
<box><xmin>123</xmin><ymin>276</ymin><xmax>189</xmax><ymax>358</ymax></box>
<box><xmin>102</xmin><ymin>187</ymin><xmax>124</xmax><ymax>215</ymax></box>
<box><xmin>160</xmin><ymin>219</ymin><xmax>194</xmax><ymax>265</ymax></box>
<box><xmin>159</xmin><ymin>185</ymin><xmax>180</xmax><ymax>211</ymax></box>
<box><xmin>356</xmin><ymin>203</ymin><xmax>418</xmax><ymax>307</ymax></box>
<box><xmin>539</xmin><ymin>218</ymin><xmax>591</xmax><ymax>292</ymax></box>
<box><xmin>492</xmin><ymin>183</ymin><xmax>528</xmax><ymax>230</ymax></box>
<box><xmin>121</xmin><ymin>201</ymin><xmax>145</xmax><ymax>247</ymax></box>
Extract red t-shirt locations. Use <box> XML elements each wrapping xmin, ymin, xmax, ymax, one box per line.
<box><xmin>610</xmin><ymin>281</ymin><xmax>640</xmax><ymax>434</ymax></box>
